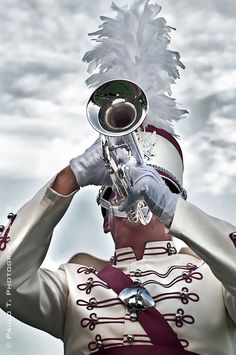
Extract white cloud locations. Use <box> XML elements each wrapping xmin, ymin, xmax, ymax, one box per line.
<box><xmin>0</xmin><ymin>1</ymin><xmax>236</xmax><ymax>354</ymax></box>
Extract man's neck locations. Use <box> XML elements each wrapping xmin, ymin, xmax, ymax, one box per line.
<box><xmin>113</xmin><ymin>217</ymin><xmax>172</xmax><ymax>260</ymax></box>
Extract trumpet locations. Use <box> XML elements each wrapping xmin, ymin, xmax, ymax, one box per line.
<box><xmin>87</xmin><ymin>80</ymin><xmax>152</xmax><ymax>225</ymax></box>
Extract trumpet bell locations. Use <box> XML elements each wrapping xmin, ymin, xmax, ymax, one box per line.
<box><xmin>87</xmin><ymin>80</ymin><xmax>148</xmax><ymax>136</ymax></box>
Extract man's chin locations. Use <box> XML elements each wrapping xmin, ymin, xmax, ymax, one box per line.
<box><xmin>120</xmin><ymin>216</ymin><xmax>153</xmax><ymax>230</ymax></box>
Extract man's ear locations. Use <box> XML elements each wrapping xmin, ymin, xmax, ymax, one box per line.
<box><xmin>103</xmin><ymin>213</ymin><xmax>111</xmax><ymax>234</ymax></box>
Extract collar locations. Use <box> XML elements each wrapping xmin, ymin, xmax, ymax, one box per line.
<box><xmin>112</xmin><ymin>240</ymin><xmax>177</xmax><ymax>266</ymax></box>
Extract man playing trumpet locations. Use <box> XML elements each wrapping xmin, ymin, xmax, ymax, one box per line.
<box><xmin>0</xmin><ymin>1</ymin><xmax>236</xmax><ymax>354</ymax></box>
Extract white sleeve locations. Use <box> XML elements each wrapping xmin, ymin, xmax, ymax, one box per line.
<box><xmin>0</xmin><ymin>180</ymin><xmax>76</xmax><ymax>339</ymax></box>
<box><xmin>170</xmin><ymin>198</ymin><xmax>236</xmax><ymax>322</ymax></box>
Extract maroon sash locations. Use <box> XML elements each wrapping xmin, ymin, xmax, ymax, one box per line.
<box><xmin>93</xmin><ymin>345</ymin><xmax>198</xmax><ymax>355</ymax></box>
<box><xmin>97</xmin><ymin>266</ymin><xmax>199</xmax><ymax>355</ymax></box>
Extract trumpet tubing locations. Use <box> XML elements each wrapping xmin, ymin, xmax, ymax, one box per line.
<box><xmin>86</xmin><ymin>79</ymin><xmax>152</xmax><ymax>225</ymax></box>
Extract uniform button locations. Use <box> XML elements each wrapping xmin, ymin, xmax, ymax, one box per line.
<box><xmin>134</xmin><ymin>279</ymin><xmax>142</xmax><ymax>286</ymax></box>
<box><xmin>90</xmin><ymin>313</ymin><xmax>98</xmax><ymax>324</ymax></box>
<box><xmin>175</xmin><ymin>312</ymin><xmax>183</xmax><ymax>321</ymax></box>
<box><xmin>180</xmin><ymin>289</ymin><xmax>188</xmax><ymax>299</ymax></box>
<box><xmin>0</xmin><ymin>225</ymin><xmax>5</xmax><ymax>233</ymax></box>
<box><xmin>127</xmin><ymin>334</ymin><xmax>134</xmax><ymax>343</ymax></box>
<box><xmin>182</xmin><ymin>271</ymin><xmax>189</xmax><ymax>278</ymax></box>
<box><xmin>89</xmin><ymin>297</ymin><xmax>97</xmax><ymax>307</ymax></box>
<box><xmin>175</xmin><ymin>309</ymin><xmax>184</xmax><ymax>321</ymax></box>
<box><xmin>7</xmin><ymin>213</ymin><xmax>15</xmax><ymax>220</ymax></box>
<box><xmin>86</xmin><ymin>278</ymin><xmax>93</xmax><ymax>286</ymax></box>
<box><xmin>134</xmin><ymin>269</ymin><xmax>142</xmax><ymax>277</ymax></box>
<box><xmin>130</xmin><ymin>312</ymin><xmax>138</xmax><ymax>321</ymax></box>
<box><xmin>96</xmin><ymin>340</ymin><xmax>104</xmax><ymax>350</ymax></box>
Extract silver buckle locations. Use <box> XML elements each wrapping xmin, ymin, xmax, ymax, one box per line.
<box><xmin>119</xmin><ymin>287</ymin><xmax>155</xmax><ymax>316</ymax></box>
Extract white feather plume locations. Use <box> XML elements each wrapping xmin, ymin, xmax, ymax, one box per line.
<box><xmin>83</xmin><ymin>0</ymin><xmax>188</xmax><ymax>135</ymax></box>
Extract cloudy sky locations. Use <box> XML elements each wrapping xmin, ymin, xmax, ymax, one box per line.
<box><xmin>0</xmin><ymin>0</ymin><xmax>236</xmax><ymax>354</ymax></box>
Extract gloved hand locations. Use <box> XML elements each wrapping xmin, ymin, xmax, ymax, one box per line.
<box><xmin>70</xmin><ymin>137</ymin><xmax>112</xmax><ymax>187</ymax></box>
<box><xmin>119</xmin><ymin>165</ymin><xmax>179</xmax><ymax>226</ymax></box>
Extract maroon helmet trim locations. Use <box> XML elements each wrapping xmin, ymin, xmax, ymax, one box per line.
<box><xmin>156</xmin><ymin>168</ymin><xmax>182</xmax><ymax>193</ymax></box>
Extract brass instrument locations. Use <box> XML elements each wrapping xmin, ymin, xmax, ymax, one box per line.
<box><xmin>87</xmin><ymin>80</ymin><xmax>152</xmax><ymax>225</ymax></box>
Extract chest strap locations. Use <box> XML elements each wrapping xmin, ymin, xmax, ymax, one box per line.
<box><xmin>97</xmin><ymin>265</ymin><xmax>199</xmax><ymax>354</ymax></box>
<box><xmin>92</xmin><ymin>344</ymin><xmax>198</xmax><ymax>355</ymax></box>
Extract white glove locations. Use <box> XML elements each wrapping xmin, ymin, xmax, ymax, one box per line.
<box><xmin>119</xmin><ymin>165</ymin><xmax>179</xmax><ymax>226</ymax></box>
<box><xmin>70</xmin><ymin>137</ymin><xmax>112</xmax><ymax>187</ymax></box>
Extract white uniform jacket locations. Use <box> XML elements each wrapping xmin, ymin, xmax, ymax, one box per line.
<box><xmin>0</xmin><ymin>180</ymin><xmax>236</xmax><ymax>355</ymax></box>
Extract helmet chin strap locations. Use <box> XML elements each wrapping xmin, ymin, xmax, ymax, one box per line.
<box><xmin>99</xmin><ymin>196</ymin><xmax>128</xmax><ymax>218</ymax></box>
<box><xmin>99</xmin><ymin>195</ymin><xmax>151</xmax><ymax>221</ymax></box>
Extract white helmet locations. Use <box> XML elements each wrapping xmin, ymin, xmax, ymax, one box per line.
<box><xmin>137</xmin><ymin>125</ymin><xmax>186</xmax><ymax>196</ymax></box>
